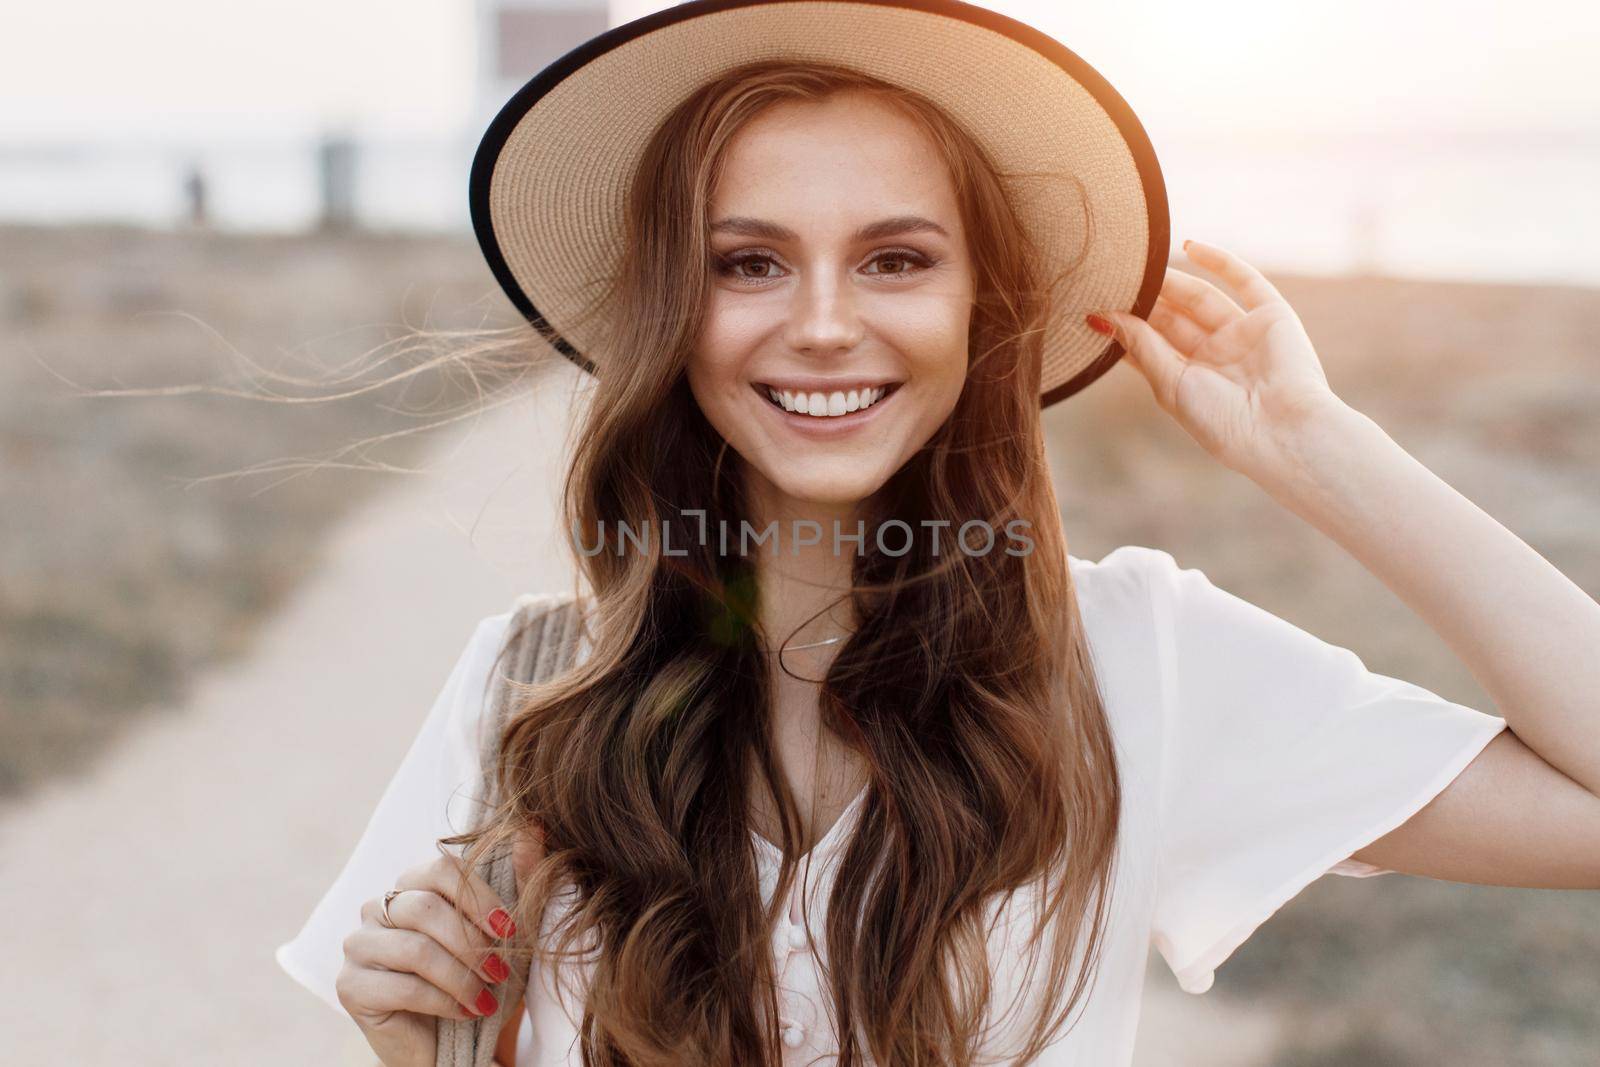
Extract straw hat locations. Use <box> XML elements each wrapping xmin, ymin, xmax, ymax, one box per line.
<box><xmin>470</xmin><ymin>0</ymin><xmax>1169</xmax><ymax>408</ymax></box>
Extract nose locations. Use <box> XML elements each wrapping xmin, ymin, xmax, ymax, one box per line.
<box><xmin>781</xmin><ymin>268</ymin><xmax>865</xmax><ymax>357</ymax></box>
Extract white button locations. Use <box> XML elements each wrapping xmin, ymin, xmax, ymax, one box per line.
<box><xmin>773</xmin><ymin>919</ymin><xmax>809</xmax><ymax>960</ymax></box>
<box><xmin>781</xmin><ymin>1022</ymin><xmax>805</xmax><ymax>1048</ymax></box>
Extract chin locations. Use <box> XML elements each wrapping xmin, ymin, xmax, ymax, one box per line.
<box><xmin>770</xmin><ymin>468</ymin><xmax>887</xmax><ymax>509</ymax></box>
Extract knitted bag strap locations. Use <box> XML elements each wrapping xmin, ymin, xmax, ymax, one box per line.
<box><xmin>435</xmin><ymin>591</ymin><xmax>586</xmax><ymax>1067</ymax></box>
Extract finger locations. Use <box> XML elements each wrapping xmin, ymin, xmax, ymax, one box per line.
<box><xmin>1180</xmin><ymin>239</ymin><xmax>1284</xmax><ymax>312</ymax></box>
<box><xmin>1148</xmin><ymin>295</ymin><xmax>1209</xmax><ymax>358</ymax></box>
<box><xmin>360</xmin><ymin>888</ymin><xmax>509</xmax><ymax>989</ymax></box>
<box><xmin>1158</xmin><ymin>266</ymin><xmax>1246</xmax><ymax>332</ymax></box>
<box><xmin>346</xmin><ymin>919</ymin><xmax>500</xmax><ymax>1019</ymax></box>
<box><xmin>338</xmin><ymin>957</ymin><xmax>482</xmax><ymax>1023</ymax></box>
<box><xmin>400</xmin><ymin>851</ymin><xmax>518</xmax><ymax>943</ymax></box>
<box><xmin>1094</xmin><ymin>310</ymin><xmax>1190</xmax><ymax>412</ymax></box>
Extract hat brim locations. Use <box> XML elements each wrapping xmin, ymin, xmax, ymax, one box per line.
<box><xmin>471</xmin><ymin>0</ymin><xmax>1169</xmax><ymax>409</ymax></box>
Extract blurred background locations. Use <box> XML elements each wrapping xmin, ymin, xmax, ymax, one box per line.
<box><xmin>2</xmin><ymin>0</ymin><xmax>1597</xmax><ymax>1063</ymax></box>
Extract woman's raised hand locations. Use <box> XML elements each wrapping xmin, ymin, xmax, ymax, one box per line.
<box><xmin>1091</xmin><ymin>239</ymin><xmax>1349</xmax><ymax>483</ymax></box>
<box><xmin>335</xmin><ymin>832</ymin><xmax>544</xmax><ymax>1067</ymax></box>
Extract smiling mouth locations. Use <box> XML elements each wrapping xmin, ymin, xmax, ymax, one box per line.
<box><xmin>753</xmin><ymin>382</ymin><xmax>902</xmax><ymax>418</ymax></box>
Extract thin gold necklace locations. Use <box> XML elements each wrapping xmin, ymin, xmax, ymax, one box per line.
<box><xmin>762</xmin><ymin>634</ymin><xmax>845</xmax><ymax>653</ymax></box>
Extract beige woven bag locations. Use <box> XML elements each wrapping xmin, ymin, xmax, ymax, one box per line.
<box><xmin>435</xmin><ymin>591</ymin><xmax>586</xmax><ymax>1067</ymax></box>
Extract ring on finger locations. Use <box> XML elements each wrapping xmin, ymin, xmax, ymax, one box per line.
<box><xmin>379</xmin><ymin>888</ymin><xmax>405</xmax><ymax>929</ymax></box>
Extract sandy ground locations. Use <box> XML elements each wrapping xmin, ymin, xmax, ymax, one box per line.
<box><xmin>0</xmin><ymin>357</ymin><xmax>1280</xmax><ymax>1065</ymax></box>
<box><xmin>0</xmin><ymin>366</ymin><xmax>583</xmax><ymax>1063</ymax></box>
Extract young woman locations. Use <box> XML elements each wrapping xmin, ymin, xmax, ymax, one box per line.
<box><xmin>275</xmin><ymin>2</ymin><xmax>1600</xmax><ymax>1065</ymax></box>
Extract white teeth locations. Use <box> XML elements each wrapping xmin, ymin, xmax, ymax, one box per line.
<box><xmin>763</xmin><ymin>384</ymin><xmax>894</xmax><ymax>417</ymax></box>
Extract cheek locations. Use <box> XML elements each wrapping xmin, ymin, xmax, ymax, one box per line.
<box><xmin>690</xmin><ymin>304</ymin><xmax>765</xmax><ymax>398</ymax></box>
<box><xmin>696</xmin><ymin>291</ymin><xmax>769</xmax><ymax>361</ymax></box>
<box><xmin>686</xmin><ymin>333</ymin><xmax>754</xmax><ymax>440</ymax></box>
<box><xmin>684</xmin><ymin>357</ymin><xmax>738</xmax><ymax>438</ymax></box>
<box><xmin>879</xmin><ymin>294</ymin><xmax>970</xmax><ymax>390</ymax></box>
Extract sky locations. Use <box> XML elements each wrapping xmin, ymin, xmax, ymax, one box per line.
<box><xmin>1</xmin><ymin>0</ymin><xmax>477</xmax><ymax>141</ymax></box>
<box><xmin>5</xmin><ymin>0</ymin><xmax>1598</xmax><ymax>144</ymax></box>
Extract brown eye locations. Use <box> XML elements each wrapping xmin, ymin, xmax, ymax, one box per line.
<box><xmin>715</xmin><ymin>251</ymin><xmax>784</xmax><ymax>284</ymax></box>
<box><xmin>865</xmin><ymin>249</ymin><xmax>935</xmax><ymax>278</ymax></box>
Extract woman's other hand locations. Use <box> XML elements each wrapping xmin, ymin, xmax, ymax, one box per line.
<box><xmin>1090</xmin><ymin>239</ymin><xmax>1350</xmax><ymax>483</ymax></box>
<box><xmin>334</xmin><ymin>831</ymin><xmax>543</xmax><ymax>1067</ymax></box>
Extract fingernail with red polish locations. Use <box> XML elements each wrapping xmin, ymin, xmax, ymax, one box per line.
<box><xmin>1085</xmin><ymin>313</ymin><xmax>1114</xmax><ymax>337</ymax></box>
<box><xmin>484</xmin><ymin>952</ymin><xmax>510</xmax><ymax>983</ymax></box>
<box><xmin>487</xmin><ymin>908</ymin><xmax>516</xmax><ymax>938</ymax></box>
<box><xmin>476</xmin><ymin>988</ymin><xmax>499</xmax><ymax>1017</ymax></box>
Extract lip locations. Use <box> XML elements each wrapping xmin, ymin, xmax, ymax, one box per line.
<box><xmin>750</xmin><ymin>380</ymin><xmax>901</xmax><ymax>439</ymax></box>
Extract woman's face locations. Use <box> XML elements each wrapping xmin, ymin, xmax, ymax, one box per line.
<box><xmin>688</xmin><ymin>91</ymin><xmax>976</xmax><ymax>512</ymax></box>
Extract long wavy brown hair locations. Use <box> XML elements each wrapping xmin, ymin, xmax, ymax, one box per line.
<box><xmin>443</xmin><ymin>59</ymin><xmax>1122</xmax><ymax>1066</ymax></box>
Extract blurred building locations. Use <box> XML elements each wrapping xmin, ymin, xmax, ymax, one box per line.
<box><xmin>473</xmin><ymin>0</ymin><xmax>611</xmax><ymax>130</ymax></box>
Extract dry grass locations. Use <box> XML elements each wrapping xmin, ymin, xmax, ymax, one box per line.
<box><xmin>0</xmin><ymin>222</ymin><xmax>528</xmax><ymax>801</ymax></box>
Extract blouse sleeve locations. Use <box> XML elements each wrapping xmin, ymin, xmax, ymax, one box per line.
<box><xmin>1134</xmin><ymin>546</ymin><xmax>1508</xmax><ymax>996</ymax></box>
<box><xmin>274</xmin><ymin>610</ymin><xmax>515</xmax><ymax>1016</ymax></box>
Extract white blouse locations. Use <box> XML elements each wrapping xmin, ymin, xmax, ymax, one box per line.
<box><xmin>276</xmin><ymin>545</ymin><xmax>1508</xmax><ymax>1065</ymax></box>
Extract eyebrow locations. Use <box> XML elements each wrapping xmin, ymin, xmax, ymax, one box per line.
<box><xmin>708</xmin><ymin>214</ymin><xmax>952</xmax><ymax>243</ymax></box>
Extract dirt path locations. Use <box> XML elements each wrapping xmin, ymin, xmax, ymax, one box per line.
<box><xmin>0</xmin><ymin>369</ymin><xmax>584</xmax><ymax>1064</ymax></box>
<box><xmin>0</xmin><ymin>360</ymin><xmax>1278</xmax><ymax>1065</ymax></box>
